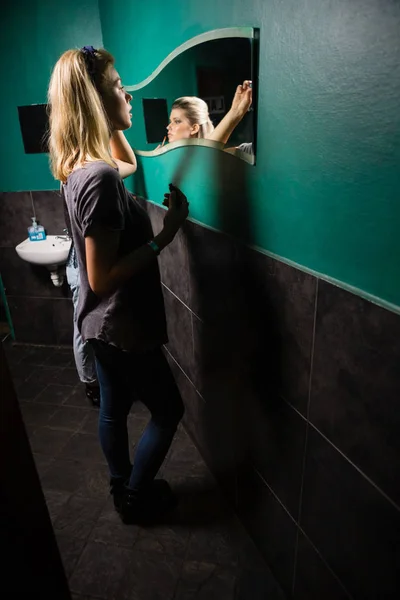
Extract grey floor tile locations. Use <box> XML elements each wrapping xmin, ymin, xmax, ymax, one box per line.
<box><xmin>53</xmin><ymin>494</ymin><xmax>104</xmax><ymax>540</ymax></box>
<box><xmin>43</xmin><ymin>489</ymin><xmax>72</xmax><ymax>524</ymax></box>
<box><xmin>4</xmin><ymin>343</ymin><xmax>32</xmax><ymax>364</ymax></box>
<box><xmin>76</xmin><ymin>463</ymin><xmax>110</xmax><ymax>498</ymax></box>
<box><xmin>116</xmin><ymin>550</ymin><xmax>183</xmax><ymax>600</ymax></box>
<box><xmin>174</xmin><ymin>562</ymin><xmax>236</xmax><ymax>600</ymax></box>
<box><xmin>47</xmin><ymin>406</ymin><xmax>90</xmax><ymax>432</ymax></box>
<box><xmin>57</xmin><ymin>367</ymin><xmax>81</xmax><ymax>386</ymax></box>
<box><xmin>65</xmin><ymin>385</ymin><xmax>94</xmax><ymax>408</ymax></box>
<box><xmin>235</xmin><ymin>566</ymin><xmax>286</xmax><ymax>600</ymax></box>
<box><xmin>79</xmin><ymin>410</ymin><xmax>99</xmax><ymax>434</ymax></box>
<box><xmin>34</xmin><ymin>383</ymin><xmax>75</xmax><ymax>405</ymax></box>
<box><xmin>40</xmin><ymin>458</ymin><xmax>109</xmax><ymax>499</ymax></box>
<box><xmin>9</xmin><ymin>362</ymin><xmax>36</xmax><ymax>387</ymax></box>
<box><xmin>186</xmin><ymin>523</ymin><xmax>240</xmax><ymax>567</ymax></box>
<box><xmin>69</xmin><ymin>541</ymin><xmax>132</xmax><ymax>599</ymax></box>
<box><xmin>40</xmin><ymin>459</ymin><xmax>88</xmax><ymax>494</ymax></box>
<box><xmin>135</xmin><ymin>522</ymin><xmax>190</xmax><ymax>558</ymax></box>
<box><xmin>29</xmin><ymin>427</ymin><xmax>74</xmax><ymax>457</ymax></box>
<box><xmin>44</xmin><ymin>349</ymin><xmax>74</xmax><ymax>367</ymax></box>
<box><xmin>16</xmin><ymin>379</ymin><xmax>47</xmax><ymax>401</ymax></box>
<box><xmin>59</xmin><ymin>432</ymin><xmax>107</xmax><ymax>464</ymax></box>
<box><xmin>129</xmin><ymin>401</ymin><xmax>150</xmax><ymax>419</ymax></box>
<box><xmin>33</xmin><ymin>453</ymin><xmax>55</xmax><ymax>478</ymax></box>
<box><xmin>19</xmin><ymin>401</ymin><xmax>58</xmax><ymax>427</ymax></box>
<box><xmin>56</xmin><ymin>533</ymin><xmax>86</xmax><ymax>579</ymax></box>
<box><xmin>90</xmin><ymin>497</ymin><xmax>140</xmax><ymax>548</ymax></box>
<box><xmin>22</xmin><ymin>345</ymin><xmax>55</xmax><ymax>366</ymax></box>
<box><xmin>127</xmin><ymin>415</ymin><xmax>147</xmax><ymax>439</ymax></box>
<box><xmin>26</xmin><ymin>365</ymin><xmax>61</xmax><ymax>385</ymax></box>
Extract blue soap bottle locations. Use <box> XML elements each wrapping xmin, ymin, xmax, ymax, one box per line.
<box><xmin>28</xmin><ymin>217</ymin><xmax>46</xmax><ymax>241</ymax></box>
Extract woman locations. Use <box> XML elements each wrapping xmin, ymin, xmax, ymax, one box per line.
<box><xmin>166</xmin><ymin>80</ymin><xmax>252</xmax><ymax>145</ymax></box>
<box><xmin>48</xmin><ymin>46</ymin><xmax>189</xmax><ymax>524</ymax></box>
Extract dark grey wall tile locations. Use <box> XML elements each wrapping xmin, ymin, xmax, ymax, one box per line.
<box><xmin>53</xmin><ymin>298</ymin><xmax>73</xmax><ymax>345</ymax></box>
<box><xmin>0</xmin><ymin>191</ymin><xmax>34</xmax><ymax>247</ymax></box>
<box><xmin>191</xmin><ymin>314</ymin><xmax>238</xmax><ymax>400</ymax></box>
<box><xmin>293</xmin><ymin>532</ymin><xmax>353</xmax><ymax>600</ymax></box>
<box><xmin>199</xmin><ymin>395</ymin><xmax>237</xmax><ymax>503</ymax></box>
<box><xmin>192</xmin><ymin>302</ymin><xmax>307</xmax><ymax>517</ymax></box>
<box><xmin>164</xmin><ymin>348</ymin><xmax>202</xmax><ymax>430</ymax></box>
<box><xmin>237</xmin><ymin>465</ymin><xmax>297</xmax><ymax>598</ymax></box>
<box><xmin>165</xmin><ymin>349</ymin><xmax>236</xmax><ymax>501</ymax></box>
<box><xmin>185</xmin><ymin>219</ymin><xmax>315</xmax><ymax>415</ymax></box>
<box><xmin>300</xmin><ymin>427</ymin><xmax>400</xmax><ymax>599</ymax></box>
<box><xmin>242</xmin><ymin>395</ymin><xmax>307</xmax><ymax>519</ymax></box>
<box><xmin>0</xmin><ymin>247</ymin><xmax>69</xmax><ymax>298</ymax></box>
<box><xmin>186</xmin><ymin>220</ymin><xmax>239</xmax><ymax>324</ymax></box>
<box><xmin>242</xmin><ymin>246</ymin><xmax>316</xmax><ymax>415</ymax></box>
<box><xmin>310</xmin><ymin>281</ymin><xmax>400</xmax><ymax>506</ymax></box>
<box><xmin>9</xmin><ymin>296</ymin><xmax>57</xmax><ymax>344</ymax></box>
<box><xmin>31</xmin><ymin>190</ymin><xmax>65</xmax><ymax>235</ymax></box>
<box><xmin>163</xmin><ymin>285</ymin><xmax>194</xmax><ymax>381</ymax></box>
<box><xmin>146</xmin><ymin>202</ymin><xmax>190</xmax><ymax>305</ymax></box>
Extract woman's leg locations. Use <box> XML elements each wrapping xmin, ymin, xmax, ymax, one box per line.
<box><xmin>91</xmin><ymin>342</ymin><xmax>134</xmax><ymax>481</ymax></box>
<box><xmin>90</xmin><ymin>341</ymin><xmax>183</xmax><ymax>520</ymax></box>
<box><xmin>127</xmin><ymin>348</ymin><xmax>184</xmax><ymax>492</ymax></box>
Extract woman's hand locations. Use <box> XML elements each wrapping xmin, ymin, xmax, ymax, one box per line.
<box><xmin>161</xmin><ymin>184</ymin><xmax>189</xmax><ymax>242</ymax></box>
<box><xmin>230</xmin><ymin>80</ymin><xmax>252</xmax><ymax>118</ymax></box>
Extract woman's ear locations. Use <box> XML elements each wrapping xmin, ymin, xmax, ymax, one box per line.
<box><xmin>190</xmin><ymin>123</ymin><xmax>200</xmax><ymax>137</ymax></box>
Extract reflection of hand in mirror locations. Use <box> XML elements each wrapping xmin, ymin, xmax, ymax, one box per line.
<box><xmin>230</xmin><ymin>80</ymin><xmax>253</xmax><ymax>118</ymax></box>
<box><xmin>207</xmin><ymin>80</ymin><xmax>252</xmax><ymax>145</ymax></box>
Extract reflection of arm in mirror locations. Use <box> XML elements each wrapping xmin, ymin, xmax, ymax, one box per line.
<box><xmin>110</xmin><ymin>130</ymin><xmax>137</xmax><ymax>179</ymax></box>
<box><xmin>224</xmin><ymin>142</ymin><xmax>254</xmax><ymax>156</ymax></box>
<box><xmin>206</xmin><ymin>80</ymin><xmax>252</xmax><ymax>145</ymax></box>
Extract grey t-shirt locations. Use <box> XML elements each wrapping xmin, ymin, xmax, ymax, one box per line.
<box><xmin>64</xmin><ymin>161</ymin><xmax>168</xmax><ymax>353</ymax></box>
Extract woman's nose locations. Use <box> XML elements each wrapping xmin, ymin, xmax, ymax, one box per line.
<box><xmin>126</xmin><ymin>91</ymin><xmax>132</xmax><ymax>101</ymax></box>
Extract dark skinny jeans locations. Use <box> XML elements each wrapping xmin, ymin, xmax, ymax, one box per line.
<box><xmin>90</xmin><ymin>340</ymin><xmax>184</xmax><ymax>492</ymax></box>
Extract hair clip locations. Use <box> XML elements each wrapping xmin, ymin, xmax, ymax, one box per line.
<box><xmin>81</xmin><ymin>45</ymin><xmax>97</xmax><ymax>82</ymax></box>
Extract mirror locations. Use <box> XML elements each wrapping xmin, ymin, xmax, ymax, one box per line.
<box><xmin>125</xmin><ymin>28</ymin><xmax>258</xmax><ymax>164</ymax></box>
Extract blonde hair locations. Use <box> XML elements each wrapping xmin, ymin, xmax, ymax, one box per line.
<box><xmin>172</xmin><ymin>97</ymin><xmax>214</xmax><ymax>138</ymax></box>
<box><xmin>48</xmin><ymin>48</ymin><xmax>116</xmax><ymax>182</ymax></box>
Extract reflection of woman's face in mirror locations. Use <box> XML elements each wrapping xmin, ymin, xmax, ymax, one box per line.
<box><xmin>167</xmin><ymin>108</ymin><xmax>200</xmax><ymax>142</ymax></box>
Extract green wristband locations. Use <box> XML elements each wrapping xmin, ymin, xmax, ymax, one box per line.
<box><xmin>147</xmin><ymin>240</ymin><xmax>160</xmax><ymax>255</ymax></box>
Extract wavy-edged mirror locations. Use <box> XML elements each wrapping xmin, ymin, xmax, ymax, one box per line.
<box><xmin>125</xmin><ymin>27</ymin><xmax>259</xmax><ymax>164</ymax></box>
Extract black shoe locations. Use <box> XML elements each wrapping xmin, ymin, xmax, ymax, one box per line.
<box><xmin>110</xmin><ymin>476</ymin><xmax>129</xmax><ymax>511</ymax></box>
<box><xmin>119</xmin><ymin>479</ymin><xmax>178</xmax><ymax>525</ymax></box>
<box><xmin>85</xmin><ymin>383</ymin><xmax>100</xmax><ymax>407</ymax></box>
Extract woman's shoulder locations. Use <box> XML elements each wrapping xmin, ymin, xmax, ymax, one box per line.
<box><xmin>69</xmin><ymin>161</ymin><xmax>120</xmax><ymax>187</ymax></box>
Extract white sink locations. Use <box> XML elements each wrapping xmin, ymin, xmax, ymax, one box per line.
<box><xmin>15</xmin><ymin>235</ymin><xmax>72</xmax><ymax>287</ymax></box>
<box><xmin>16</xmin><ymin>235</ymin><xmax>71</xmax><ymax>266</ymax></box>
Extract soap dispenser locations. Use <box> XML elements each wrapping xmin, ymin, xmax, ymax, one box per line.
<box><xmin>28</xmin><ymin>217</ymin><xmax>46</xmax><ymax>241</ymax></box>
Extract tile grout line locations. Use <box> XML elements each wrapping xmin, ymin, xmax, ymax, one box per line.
<box><xmin>253</xmin><ymin>464</ymin><xmax>354</xmax><ymax>599</ymax></box>
<box><xmin>161</xmin><ymin>282</ymin><xmax>205</xmax><ymax>323</ymax></box>
<box><xmin>293</xmin><ymin>278</ymin><xmax>318</xmax><ymax>597</ymax></box>
<box><xmin>163</xmin><ymin>345</ymin><xmax>206</xmax><ymax>401</ymax></box>
<box><xmin>29</xmin><ymin>190</ymin><xmax>36</xmax><ymax>219</ymax></box>
<box><xmin>280</xmin><ymin>391</ymin><xmax>400</xmax><ymax>514</ymax></box>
